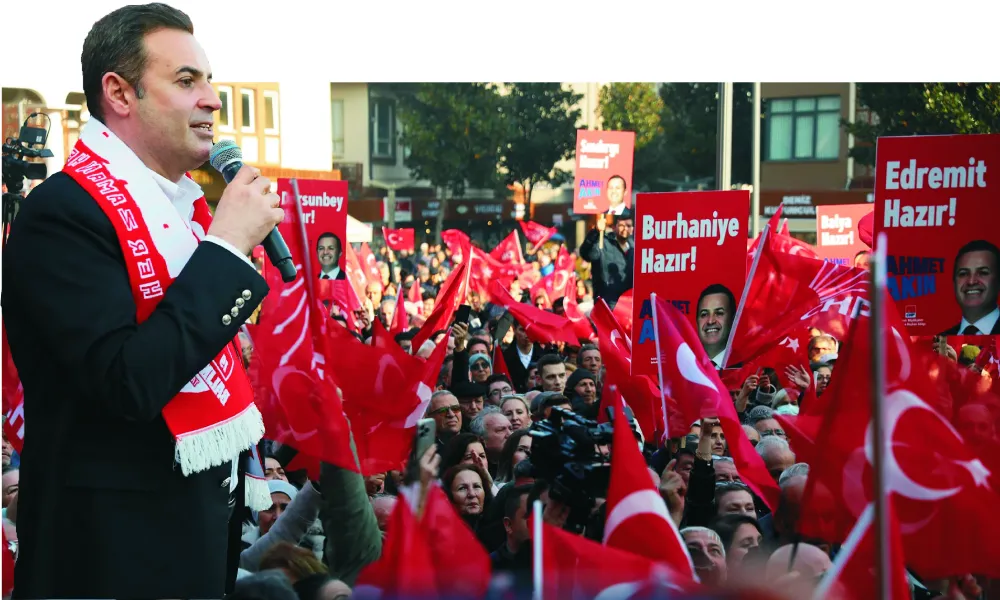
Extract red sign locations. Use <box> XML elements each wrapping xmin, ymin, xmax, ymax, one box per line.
<box><xmin>277</xmin><ymin>178</ymin><xmax>349</xmax><ymax>280</ymax></box>
<box><xmin>874</xmin><ymin>133</ymin><xmax>1000</xmax><ymax>337</ymax></box>
<box><xmin>573</xmin><ymin>130</ymin><xmax>635</xmax><ymax>215</ymax></box>
<box><xmin>814</xmin><ymin>203</ymin><xmax>873</xmax><ymax>267</ymax></box>
<box><xmin>631</xmin><ymin>190</ymin><xmax>749</xmax><ymax>377</ymax></box>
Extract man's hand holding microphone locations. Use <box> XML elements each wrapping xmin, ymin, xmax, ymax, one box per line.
<box><xmin>206</xmin><ymin>165</ymin><xmax>285</xmax><ymax>256</ymax></box>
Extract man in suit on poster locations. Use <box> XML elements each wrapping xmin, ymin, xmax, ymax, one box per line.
<box><xmin>1</xmin><ymin>3</ymin><xmax>283</xmax><ymax>597</ymax></box>
<box><xmin>317</xmin><ymin>231</ymin><xmax>347</xmax><ymax>279</ymax></box>
<box><xmin>940</xmin><ymin>240</ymin><xmax>1000</xmax><ymax>336</ymax></box>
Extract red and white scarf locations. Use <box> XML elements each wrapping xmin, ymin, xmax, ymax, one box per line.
<box><xmin>63</xmin><ymin>119</ymin><xmax>270</xmax><ymax>510</ymax></box>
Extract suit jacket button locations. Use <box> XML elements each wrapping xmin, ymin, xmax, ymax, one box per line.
<box><xmin>242</xmin><ymin>290</ymin><xmax>252</xmax><ymax>300</ymax></box>
<box><xmin>221</xmin><ymin>477</ymin><xmax>231</xmax><ymax>488</ymax></box>
<box><xmin>222</xmin><ymin>314</ymin><xmax>233</xmax><ymax>326</ymax></box>
<box><xmin>230</xmin><ymin>306</ymin><xmax>240</xmax><ymax>317</ymax></box>
<box><xmin>235</xmin><ymin>298</ymin><xmax>246</xmax><ymax>308</ymax></box>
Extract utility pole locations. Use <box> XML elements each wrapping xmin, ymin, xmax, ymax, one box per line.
<box><xmin>715</xmin><ymin>82</ymin><xmax>733</xmax><ymax>191</ymax></box>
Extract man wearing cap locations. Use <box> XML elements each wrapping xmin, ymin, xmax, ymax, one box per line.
<box><xmin>566</xmin><ymin>369</ymin><xmax>599</xmax><ymax>420</ymax></box>
<box><xmin>451</xmin><ymin>381</ymin><xmax>487</xmax><ymax>431</ymax></box>
<box><xmin>579</xmin><ymin>209</ymin><xmax>634</xmax><ymax>308</ymax></box>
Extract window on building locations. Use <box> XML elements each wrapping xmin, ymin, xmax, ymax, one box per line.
<box><xmin>331</xmin><ymin>99</ymin><xmax>345</xmax><ymax>157</ymax></box>
<box><xmin>218</xmin><ymin>86</ymin><xmax>233</xmax><ymax>131</ymax></box>
<box><xmin>240</xmin><ymin>88</ymin><xmax>255</xmax><ymax>133</ymax></box>
<box><xmin>263</xmin><ymin>91</ymin><xmax>279</xmax><ymax>135</ymax></box>
<box><xmin>371</xmin><ymin>98</ymin><xmax>396</xmax><ymax>160</ymax></box>
<box><xmin>767</xmin><ymin>96</ymin><xmax>841</xmax><ymax>161</ymax></box>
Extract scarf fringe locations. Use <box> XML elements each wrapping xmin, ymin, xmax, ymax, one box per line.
<box><xmin>174</xmin><ymin>403</ymin><xmax>265</xmax><ymax>476</ymax></box>
<box><xmin>245</xmin><ymin>475</ymin><xmax>272</xmax><ymax>512</ymax></box>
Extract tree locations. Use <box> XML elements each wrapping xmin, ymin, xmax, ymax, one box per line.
<box><xmin>596</xmin><ymin>83</ymin><xmax>665</xmax><ymax>191</ymax></box>
<box><xmin>396</xmin><ymin>83</ymin><xmax>507</xmax><ymax>238</ymax></box>
<box><xmin>657</xmin><ymin>82</ymin><xmax>756</xmax><ymax>188</ymax></box>
<box><xmin>845</xmin><ymin>83</ymin><xmax>1000</xmax><ymax>167</ymax></box>
<box><xmin>499</xmin><ymin>83</ymin><xmax>582</xmax><ymax>211</ymax></box>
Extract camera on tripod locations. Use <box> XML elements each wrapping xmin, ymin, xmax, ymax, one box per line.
<box><xmin>2</xmin><ymin>113</ymin><xmax>52</xmax><ymax>243</ymax></box>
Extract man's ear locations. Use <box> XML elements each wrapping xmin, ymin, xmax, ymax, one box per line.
<box><xmin>101</xmin><ymin>72</ymin><xmax>139</xmax><ymax>119</ymax></box>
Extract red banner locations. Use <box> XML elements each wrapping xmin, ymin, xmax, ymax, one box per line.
<box><xmin>631</xmin><ymin>190</ymin><xmax>749</xmax><ymax>377</ymax></box>
<box><xmin>382</xmin><ymin>226</ymin><xmax>415</xmax><ymax>252</ymax></box>
<box><xmin>573</xmin><ymin>130</ymin><xmax>635</xmax><ymax>215</ymax></box>
<box><xmin>277</xmin><ymin>178</ymin><xmax>349</xmax><ymax>281</ymax></box>
<box><xmin>814</xmin><ymin>203</ymin><xmax>872</xmax><ymax>267</ymax></box>
<box><xmin>874</xmin><ymin>133</ymin><xmax>1000</xmax><ymax>337</ymax></box>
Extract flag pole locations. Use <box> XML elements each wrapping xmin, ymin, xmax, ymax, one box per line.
<box><xmin>533</xmin><ymin>499</ymin><xmax>544</xmax><ymax>600</ymax></box>
<box><xmin>649</xmin><ymin>293</ymin><xmax>671</xmax><ymax>446</ymax></box>
<box><xmin>871</xmin><ymin>232</ymin><xmax>890</xmax><ymax>600</ymax></box>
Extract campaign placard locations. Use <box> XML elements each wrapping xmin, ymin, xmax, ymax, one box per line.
<box><xmin>631</xmin><ymin>190</ymin><xmax>749</xmax><ymax>377</ymax></box>
<box><xmin>815</xmin><ymin>203</ymin><xmax>873</xmax><ymax>267</ymax></box>
<box><xmin>276</xmin><ymin>178</ymin><xmax>349</xmax><ymax>281</ymax></box>
<box><xmin>573</xmin><ymin>130</ymin><xmax>635</xmax><ymax>215</ymax></box>
<box><xmin>874</xmin><ymin>133</ymin><xmax>1000</xmax><ymax>337</ymax></box>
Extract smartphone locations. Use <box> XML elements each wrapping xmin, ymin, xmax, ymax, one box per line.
<box><xmin>403</xmin><ymin>418</ymin><xmax>437</xmax><ymax>484</ymax></box>
<box><xmin>454</xmin><ymin>304</ymin><xmax>472</xmax><ymax>325</ymax></box>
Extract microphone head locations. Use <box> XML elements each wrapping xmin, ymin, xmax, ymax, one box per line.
<box><xmin>209</xmin><ymin>139</ymin><xmax>242</xmax><ymax>173</ymax></box>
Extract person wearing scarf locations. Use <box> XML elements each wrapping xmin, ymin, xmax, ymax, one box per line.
<box><xmin>1</xmin><ymin>5</ymin><xmax>283</xmax><ymax>598</ymax></box>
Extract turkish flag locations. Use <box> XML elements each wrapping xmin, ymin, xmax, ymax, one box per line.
<box><xmin>489</xmin><ymin>280</ymin><xmax>579</xmax><ymax>346</ymax></box>
<box><xmin>651</xmin><ymin>294</ymin><xmax>780</xmax><ymax>511</ymax></box>
<box><xmin>359</xmin><ymin>242</ymin><xmax>382</xmax><ymax>285</ymax></box>
<box><xmin>2</xmin><ymin>324</ymin><xmax>24</xmax><ymax>454</ymax></box>
<box><xmin>541</xmin><ymin>521</ymin><xmax>697</xmax><ymax>599</ymax></box>
<box><xmin>725</xmin><ymin>224</ymin><xmax>869</xmax><ymax>368</ymax></box>
<box><xmin>331</xmin><ymin>320</ymin><xmax>450</xmax><ymax>475</ymax></box>
<box><xmin>612</xmin><ymin>289</ymin><xmax>634</xmax><ymax>333</ymax></box>
<box><xmin>354</xmin><ymin>493</ymin><xmax>438</xmax><ymax>599</ymax></box>
<box><xmin>382</xmin><ymin>226</ymin><xmax>415</xmax><ymax>252</ymax></box>
<box><xmin>343</xmin><ymin>242</ymin><xmax>370</xmax><ymax>302</ymax></box>
<box><xmin>564</xmin><ymin>274</ymin><xmax>597</xmax><ymax>342</ymax></box>
<box><xmin>489</xmin><ymin>229</ymin><xmax>525</xmax><ymax>265</ymax></box>
<box><xmin>469</xmin><ymin>246</ymin><xmax>525</xmax><ymax>297</ymax></box>
<box><xmin>492</xmin><ymin>344</ymin><xmax>511</xmax><ymax>381</ymax></box>
<box><xmin>800</xmin><ymin>287</ymin><xmax>1000</xmax><ymax>578</ymax></box>
<box><xmin>813</xmin><ymin>500</ymin><xmax>910</xmax><ymax>600</ymax></box>
<box><xmin>530</xmin><ymin>268</ymin><xmax>572</xmax><ymax>308</ymax></box>
<box><xmin>419</xmin><ymin>486</ymin><xmax>493</xmax><ymax>597</ymax></box>
<box><xmin>441</xmin><ymin>229</ymin><xmax>470</xmax><ymax>264</ymax></box>
<box><xmin>518</xmin><ymin>220</ymin><xmax>557</xmax><ymax>247</ymax></box>
<box><xmin>411</xmin><ymin>259</ymin><xmax>469</xmax><ymax>352</ymax></box>
<box><xmin>250</xmin><ymin>263</ymin><xmax>358</xmax><ymax>474</ymax></box>
<box><xmin>605</xmin><ymin>399</ymin><xmax>695</xmax><ymax>576</ymax></box>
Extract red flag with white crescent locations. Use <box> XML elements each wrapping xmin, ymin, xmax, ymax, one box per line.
<box><xmin>382</xmin><ymin>226</ymin><xmax>415</xmax><ymax>252</ymax></box>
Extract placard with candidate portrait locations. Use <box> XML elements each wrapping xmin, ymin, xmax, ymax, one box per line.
<box><xmin>874</xmin><ymin>133</ymin><xmax>1000</xmax><ymax>337</ymax></box>
<box><xmin>276</xmin><ymin>178</ymin><xmax>349</xmax><ymax>281</ymax></box>
<box><xmin>631</xmin><ymin>190</ymin><xmax>749</xmax><ymax>377</ymax></box>
<box><xmin>573</xmin><ymin>130</ymin><xmax>635</xmax><ymax>215</ymax></box>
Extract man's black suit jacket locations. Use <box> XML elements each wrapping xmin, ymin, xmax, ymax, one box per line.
<box><xmin>939</xmin><ymin>316</ymin><xmax>1000</xmax><ymax>336</ymax></box>
<box><xmin>1</xmin><ymin>172</ymin><xmax>269</xmax><ymax>599</ymax></box>
<box><xmin>319</xmin><ymin>269</ymin><xmax>346</xmax><ymax>280</ymax></box>
<box><xmin>502</xmin><ymin>343</ymin><xmax>544</xmax><ymax>393</ymax></box>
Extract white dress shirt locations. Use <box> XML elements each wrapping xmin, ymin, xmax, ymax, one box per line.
<box><xmin>319</xmin><ymin>267</ymin><xmax>341</xmax><ymax>280</ymax></box>
<box><xmin>959</xmin><ymin>306</ymin><xmax>1000</xmax><ymax>336</ymax></box>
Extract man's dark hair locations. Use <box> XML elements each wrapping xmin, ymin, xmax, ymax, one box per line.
<box><xmin>468</xmin><ymin>337</ymin><xmax>491</xmax><ymax>356</ymax></box>
<box><xmin>576</xmin><ymin>343</ymin><xmax>600</xmax><ymax>367</ymax></box>
<box><xmin>504</xmin><ymin>484</ymin><xmax>532</xmax><ymax>521</ymax></box>
<box><xmin>608</xmin><ymin>174</ymin><xmax>627</xmax><ymax>190</ymax></box>
<box><xmin>422</xmin><ymin>291</ymin><xmax>436</xmax><ymax>302</ymax></box>
<box><xmin>485</xmin><ymin>373</ymin><xmax>513</xmax><ymax>389</ymax></box>
<box><xmin>83</xmin><ymin>3</ymin><xmax>194</xmax><ymax>124</ymax></box>
<box><xmin>854</xmin><ymin>249</ymin><xmax>870</xmax><ymax>260</ymax></box>
<box><xmin>697</xmin><ymin>283</ymin><xmax>736</xmax><ymax>319</ymax></box>
<box><xmin>536</xmin><ymin>353</ymin><xmax>564</xmax><ymax>377</ymax></box>
<box><xmin>709</xmin><ymin>513</ymin><xmax>763</xmax><ymax>550</ymax></box>
<box><xmin>394</xmin><ymin>330</ymin><xmax>416</xmax><ymax>343</ymax></box>
<box><xmin>953</xmin><ymin>239</ymin><xmax>1000</xmax><ymax>279</ymax></box>
<box><xmin>316</xmin><ymin>231</ymin><xmax>341</xmax><ymax>252</ymax></box>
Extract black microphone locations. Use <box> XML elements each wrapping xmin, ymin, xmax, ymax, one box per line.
<box><xmin>209</xmin><ymin>140</ymin><xmax>297</xmax><ymax>283</ymax></box>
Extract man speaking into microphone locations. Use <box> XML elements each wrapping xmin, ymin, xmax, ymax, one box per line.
<box><xmin>1</xmin><ymin>3</ymin><xmax>283</xmax><ymax>598</ymax></box>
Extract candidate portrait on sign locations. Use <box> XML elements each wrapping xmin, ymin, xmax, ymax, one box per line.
<box><xmin>316</xmin><ymin>231</ymin><xmax>346</xmax><ymax>280</ymax></box>
<box><xmin>940</xmin><ymin>239</ymin><xmax>1000</xmax><ymax>336</ymax></box>
<box><xmin>606</xmin><ymin>175</ymin><xmax>628</xmax><ymax>215</ymax></box>
<box><xmin>697</xmin><ymin>283</ymin><xmax>736</xmax><ymax>368</ymax></box>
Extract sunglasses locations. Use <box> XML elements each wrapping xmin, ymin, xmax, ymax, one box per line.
<box><xmin>471</xmin><ymin>361</ymin><xmax>490</xmax><ymax>371</ymax></box>
<box><xmin>430</xmin><ymin>404</ymin><xmax>462</xmax><ymax>416</ymax></box>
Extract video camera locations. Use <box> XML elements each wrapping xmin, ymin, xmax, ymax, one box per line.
<box><xmin>3</xmin><ymin>113</ymin><xmax>52</xmax><ymax>244</ymax></box>
<box><xmin>526</xmin><ymin>406</ymin><xmax>614</xmax><ymax>533</ymax></box>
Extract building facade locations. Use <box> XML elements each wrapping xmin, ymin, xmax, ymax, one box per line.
<box><xmin>758</xmin><ymin>82</ymin><xmax>874</xmax><ymax>242</ymax></box>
